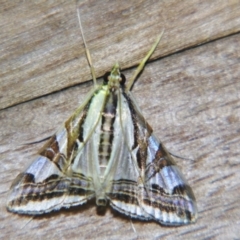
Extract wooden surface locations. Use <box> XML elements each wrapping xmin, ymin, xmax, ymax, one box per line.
<box><xmin>0</xmin><ymin>0</ymin><xmax>240</xmax><ymax>239</ymax></box>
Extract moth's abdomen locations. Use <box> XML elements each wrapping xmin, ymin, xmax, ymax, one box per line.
<box><xmin>98</xmin><ymin>92</ymin><xmax>118</xmax><ymax>178</ymax></box>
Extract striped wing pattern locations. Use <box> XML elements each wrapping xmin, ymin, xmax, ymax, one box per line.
<box><xmin>107</xmin><ymin>91</ymin><xmax>197</xmax><ymax>225</ymax></box>
<box><xmin>7</xmin><ymin>65</ymin><xmax>197</xmax><ymax>225</ymax></box>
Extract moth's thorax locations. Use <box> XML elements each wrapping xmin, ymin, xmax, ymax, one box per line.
<box><xmin>105</xmin><ymin>63</ymin><xmax>125</xmax><ymax>90</ymax></box>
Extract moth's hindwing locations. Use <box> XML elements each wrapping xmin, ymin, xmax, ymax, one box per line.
<box><xmin>7</xmin><ymin>86</ymin><xmax>102</xmax><ymax>214</ymax></box>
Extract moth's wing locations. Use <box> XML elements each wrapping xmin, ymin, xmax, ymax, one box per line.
<box><xmin>7</xmin><ymin>86</ymin><xmax>104</xmax><ymax>215</ymax></box>
<box><xmin>107</xmin><ymin>91</ymin><xmax>197</xmax><ymax>225</ymax></box>
<box><xmin>105</xmin><ymin>90</ymin><xmax>151</xmax><ymax>220</ymax></box>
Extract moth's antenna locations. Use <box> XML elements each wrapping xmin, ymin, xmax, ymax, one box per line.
<box><xmin>77</xmin><ymin>8</ymin><xmax>97</xmax><ymax>86</ymax></box>
<box><xmin>126</xmin><ymin>30</ymin><xmax>164</xmax><ymax>91</ymax></box>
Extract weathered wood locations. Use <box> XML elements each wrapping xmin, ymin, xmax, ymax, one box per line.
<box><xmin>1</xmin><ymin>0</ymin><xmax>240</xmax><ymax>110</ymax></box>
<box><xmin>0</xmin><ymin>0</ymin><xmax>240</xmax><ymax>239</ymax></box>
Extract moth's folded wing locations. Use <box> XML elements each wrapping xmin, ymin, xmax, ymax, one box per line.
<box><xmin>107</xmin><ymin>91</ymin><xmax>197</xmax><ymax>225</ymax></box>
<box><xmin>7</xmin><ymin>87</ymin><xmax>106</xmax><ymax>215</ymax></box>
<box><xmin>105</xmin><ymin>91</ymin><xmax>150</xmax><ymax>220</ymax></box>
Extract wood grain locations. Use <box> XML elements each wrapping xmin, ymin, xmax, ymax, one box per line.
<box><xmin>0</xmin><ymin>0</ymin><xmax>240</xmax><ymax>239</ymax></box>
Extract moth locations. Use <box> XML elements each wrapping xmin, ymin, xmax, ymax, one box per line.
<box><xmin>7</xmin><ymin>10</ymin><xmax>197</xmax><ymax>226</ymax></box>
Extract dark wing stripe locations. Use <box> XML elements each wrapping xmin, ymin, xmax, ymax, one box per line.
<box><xmin>122</xmin><ymin>92</ymin><xmax>139</xmax><ymax>150</ymax></box>
<box><xmin>66</xmin><ymin>95</ymin><xmax>94</xmax><ymax>158</ymax></box>
<box><xmin>7</xmin><ymin>173</ymin><xmax>94</xmax><ymax>208</ymax></box>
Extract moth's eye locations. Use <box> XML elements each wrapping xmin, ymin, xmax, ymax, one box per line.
<box><xmin>103</xmin><ymin>72</ymin><xmax>110</xmax><ymax>84</ymax></box>
<box><xmin>120</xmin><ymin>73</ymin><xmax>126</xmax><ymax>86</ymax></box>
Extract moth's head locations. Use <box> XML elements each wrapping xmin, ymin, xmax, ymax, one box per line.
<box><xmin>103</xmin><ymin>63</ymin><xmax>126</xmax><ymax>89</ymax></box>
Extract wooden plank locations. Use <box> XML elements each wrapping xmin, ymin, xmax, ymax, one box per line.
<box><xmin>0</xmin><ymin>0</ymin><xmax>240</xmax><ymax>109</ymax></box>
<box><xmin>1</xmin><ymin>0</ymin><xmax>240</xmax><ymax>239</ymax></box>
